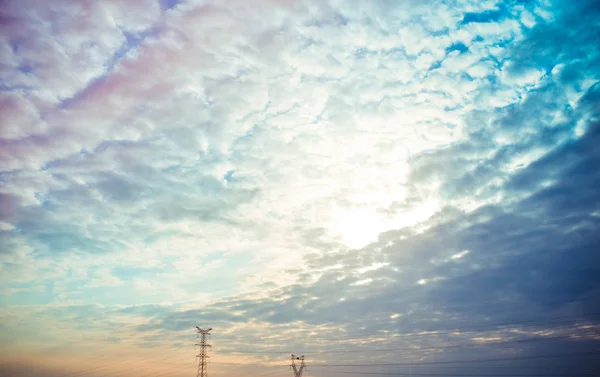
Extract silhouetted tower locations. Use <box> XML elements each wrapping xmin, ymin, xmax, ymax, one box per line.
<box><xmin>195</xmin><ymin>327</ymin><xmax>212</xmax><ymax>377</ymax></box>
<box><xmin>290</xmin><ymin>354</ymin><xmax>306</xmax><ymax>377</ymax></box>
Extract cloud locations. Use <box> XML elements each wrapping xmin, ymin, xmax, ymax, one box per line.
<box><xmin>1</xmin><ymin>0</ymin><xmax>600</xmax><ymax>376</ymax></box>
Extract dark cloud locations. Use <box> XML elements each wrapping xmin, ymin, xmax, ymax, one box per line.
<box><xmin>0</xmin><ymin>192</ymin><xmax>20</xmax><ymax>221</ymax></box>
<box><xmin>135</xmin><ymin>114</ymin><xmax>600</xmax><ymax>369</ymax></box>
<box><xmin>124</xmin><ymin>2</ymin><xmax>600</xmax><ymax>373</ymax></box>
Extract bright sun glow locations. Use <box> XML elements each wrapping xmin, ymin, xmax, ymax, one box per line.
<box><xmin>331</xmin><ymin>199</ymin><xmax>440</xmax><ymax>249</ymax></box>
<box><xmin>332</xmin><ymin>207</ymin><xmax>382</xmax><ymax>249</ymax></box>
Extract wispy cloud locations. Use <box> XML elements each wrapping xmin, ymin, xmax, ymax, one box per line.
<box><xmin>1</xmin><ymin>0</ymin><xmax>600</xmax><ymax>376</ymax></box>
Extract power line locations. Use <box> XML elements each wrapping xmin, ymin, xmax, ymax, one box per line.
<box><xmin>53</xmin><ymin>341</ymin><xmax>200</xmax><ymax>377</ymax></box>
<box><xmin>54</xmin><ymin>350</ymin><xmax>165</xmax><ymax>376</ymax></box>
<box><xmin>25</xmin><ymin>330</ymin><xmax>202</xmax><ymax>377</ymax></box>
<box><xmin>314</xmin><ymin>371</ymin><xmax>598</xmax><ymax>377</ymax></box>
<box><xmin>325</xmin><ymin>364</ymin><xmax>586</xmax><ymax>370</ymax></box>
<box><xmin>307</xmin><ymin>350</ymin><xmax>600</xmax><ymax>367</ymax></box>
<box><xmin>53</xmin><ymin>351</ymin><xmax>192</xmax><ymax>377</ymax></box>
<box><xmin>29</xmin><ymin>346</ymin><xmax>599</xmax><ymax>377</ymax></box>
<box><xmin>138</xmin><ymin>365</ymin><xmax>189</xmax><ymax>377</ymax></box>
<box><xmin>139</xmin><ymin>368</ymin><xmax>185</xmax><ymax>377</ymax></box>
<box><xmin>202</xmin><ymin>350</ymin><xmax>600</xmax><ymax>369</ymax></box>
<box><xmin>33</xmin><ymin>323</ymin><xmax>600</xmax><ymax>377</ymax></box>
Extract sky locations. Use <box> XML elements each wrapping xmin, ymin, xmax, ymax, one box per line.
<box><xmin>1</xmin><ymin>0</ymin><xmax>599</xmax><ymax>376</ymax></box>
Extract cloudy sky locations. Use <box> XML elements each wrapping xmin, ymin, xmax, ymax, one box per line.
<box><xmin>1</xmin><ymin>0</ymin><xmax>599</xmax><ymax>376</ymax></box>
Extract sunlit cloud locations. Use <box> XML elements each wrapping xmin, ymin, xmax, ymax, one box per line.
<box><xmin>2</xmin><ymin>0</ymin><xmax>600</xmax><ymax>376</ymax></box>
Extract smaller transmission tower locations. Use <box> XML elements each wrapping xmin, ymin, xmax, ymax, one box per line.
<box><xmin>290</xmin><ymin>354</ymin><xmax>306</xmax><ymax>377</ymax></box>
<box><xmin>195</xmin><ymin>327</ymin><xmax>212</xmax><ymax>377</ymax></box>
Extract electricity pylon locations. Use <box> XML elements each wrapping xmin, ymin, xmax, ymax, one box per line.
<box><xmin>195</xmin><ymin>327</ymin><xmax>212</xmax><ymax>377</ymax></box>
<box><xmin>290</xmin><ymin>354</ymin><xmax>306</xmax><ymax>377</ymax></box>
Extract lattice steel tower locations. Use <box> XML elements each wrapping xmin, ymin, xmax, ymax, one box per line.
<box><xmin>195</xmin><ymin>327</ymin><xmax>212</xmax><ymax>377</ymax></box>
<box><xmin>290</xmin><ymin>354</ymin><xmax>306</xmax><ymax>377</ymax></box>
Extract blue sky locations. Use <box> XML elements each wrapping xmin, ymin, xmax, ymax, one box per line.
<box><xmin>1</xmin><ymin>0</ymin><xmax>599</xmax><ymax>376</ymax></box>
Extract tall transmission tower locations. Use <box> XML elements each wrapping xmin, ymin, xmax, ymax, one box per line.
<box><xmin>290</xmin><ymin>354</ymin><xmax>306</xmax><ymax>377</ymax></box>
<box><xmin>195</xmin><ymin>327</ymin><xmax>212</xmax><ymax>377</ymax></box>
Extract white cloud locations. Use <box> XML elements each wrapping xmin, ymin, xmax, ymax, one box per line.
<box><xmin>2</xmin><ymin>1</ymin><xmax>600</xmax><ymax>373</ymax></box>
<box><xmin>88</xmin><ymin>267</ymin><xmax>123</xmax><ymax>288</ymax></box>
<box><xmin>1</xmin><ymin>0</ymin><xmax>531</xmax><ymax>299</ymax></box>
<box><xmin>356</xmin><ymin>262</ymin><xmax>389</xmax><ymax>274</ymax></box>
<box><xmin>450</xmin><ymin>250</ymin><xmax>470</xmax><ymax>260</ymax></box>
<box><xmin>351</xmin><ymin>278</ymin><xmax>373</xmax><ymax>286</ymax></box>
